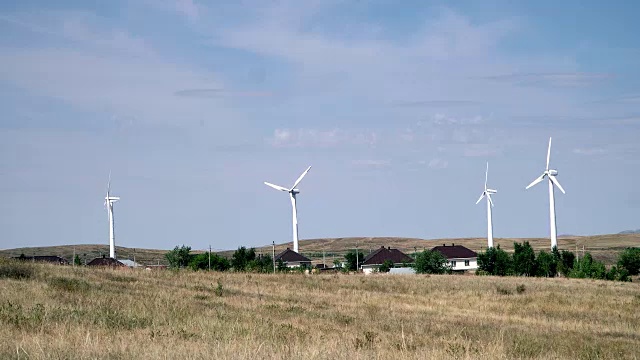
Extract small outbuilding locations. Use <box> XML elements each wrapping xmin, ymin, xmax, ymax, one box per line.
<box><xmin>360</xmin><ymin>246</ymin><xmax>414</xmax><ymax>274</ymax></box>
<box><xmin>431</xmin><ymin>244</ymin><xmax>478</xmax><ymax>272</ymax></box>
<box><xmin>274</xmin><ymin>248</ymin><xmax>312</xmax><ymax>268</ymax></box>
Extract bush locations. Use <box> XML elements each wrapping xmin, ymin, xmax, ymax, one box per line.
<box><xmin>378</xmin><ymin>260</ymin><xmax>394</xmax><ymax>273</ymax></box>
<box><xmin>0</xmin><ymin>260</ymin><xmax>34</xmax><ymax>280</ymax></box>
<box><xmin>413</xmin><ymin>250</ymin><xmax>450</xmax><ymax>274</ymax></box>
<box><xmin>344</xmin><ymin>250</ymin><xmax>365</xmax><ymax>271</ymax></box>
<box><xmin>477</xmin><ymin>246</ymin><xmax>512</xmax><ymax>276</ymax></box>
<box><xmin>165</xmin><ymin>245</ymin><xmax>192</xmax><ymax>269</ymax></box>
<box><xmin>513</xmin><ymin>241</ymin><xmax>537</xmax><ymax>276</ymax></box>
<box><xmin>535</xmin><ymin>251</ymin><xmax>558</xmax><ymax>277</ymax></box>
<box><xmin>231</xmin><ymin>246</ymin><xmax>256</xmax><ymax>271</ymax></box>
<box><xmin>189</xmin><ymin>252</ymin><xmax>230</xmax><ymax>272</ymax></box>
<box><xmin>617</xmin><ymin>248</ymin><xmax>640</xmax><ymax>275</ymax></box>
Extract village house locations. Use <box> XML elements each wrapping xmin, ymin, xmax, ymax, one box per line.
<box><xmin>274</xmin><ymin>248</ymin><xmax>312</xmax><ymax>268</ymax></box>
<box><xmin>360</xmin><ymin>246</ymin><xmax>414</xmax><ymax>274</ymax></box>
<box><xmin>431</xmin><ymin>244</ymin><xmax>478</xmax><ymax>272</ymax></box>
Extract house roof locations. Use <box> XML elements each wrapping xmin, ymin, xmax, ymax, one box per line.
<box><xmin>431</xmin><ymin>244</ymin><xmax>477</xmax><ymax>259</ymax></box>
<box><xmin>119</xmin><ymin>259</ymin><xmax>142</xmax><ymax>267</ymax></box>
<box><xmin>14</xmin><ymin>255</ymin><xmax>69</xmax><ymax>264</ymax></box>
<box><xmin>274</xmin><ymin>248</ymin><xmax>311</xmax><ymax>263</ymax></box>
<box><xmin>362</xmin><ymin>246</ymin><xmax>414</xmax><ymax>266</ymax></box>
<box><xmin>87</xmin><ymin>257</ymin><xmax>125</xmax><ymax>267</ymax></box>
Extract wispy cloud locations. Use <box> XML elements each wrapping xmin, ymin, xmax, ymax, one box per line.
<box><xmin>483</xmin><ymin>72</ymin><xmax>613</xmax><ymax>87</ymax></box>
<box><xmin>267</xmin><ymin>128</ymin><xmax>378</xmax><ymax>148</ymax></box>
<box><xmin>351</xmin><ymin>159</ymin><xmax>391</xmax><ymax>167</ymax></box>
<box><xmin>573</xmin><ymin>147</ymin><xmax>606</xmax><ymax>155</ymax></box>
<box><xmin>428</xmin><ymin>158</ymin><xmax>449</xmax><ymax>169</ymax></box>
<box><xmin>174</xmin><ymin>89</ymin><xmax>272</xmax><ymax>98</ymax></box>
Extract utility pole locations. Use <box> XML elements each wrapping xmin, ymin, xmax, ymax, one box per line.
<box><xmin>73</xmin><ymin>247</ymin><xmax>76</xmax><ymax>267</ymax></box>
<box><xmin>323</xmin><ymin>248</ymin><xmax>326</xmax><ymax>267</ymax></box>
<box><xmin>356</xmin><ymin>242</ymin><xmax>359</xmax><ymax>272</ymax></box>
<box><xmin>133</xmin><ymin>248</ymin><xmax>136</xmax><ymax>264</ymax></box>
<box><xmin>272</xmin><ymin>241</ymin><xmax>276</xmax><ymax>273</ymax></box>
<box><xmin>208</xmin><ymin>245</ymin><xmax>211</xmax><ymax>271</ymax></box>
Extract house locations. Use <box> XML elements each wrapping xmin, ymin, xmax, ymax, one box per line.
<box><xmin>360</xmin><ymin>246</ymin><xmax>414</xmax><ymax>274</ymax></box>
<box><xmin>274</xmin><ymin>248</ymin><xmax>312</xmax><ymax>268</ymax></box>
<box><xmin>87</xmin><ymin>255</ymin><xmax>126</xmax><ymax>267</ymax></box>
<box><xmin>431</xmin><ymin>244</ymin><xmax>478</xmax><ymax>272</ymax></box>
<box><xmin>14</xmin><ymin>255</ymin><xmax>69</xmax><ymax>265</ymax></box>
<box><xmin>119</xmin><ymin>259</ymin><xmax>143</xmax><ymax>268</ymax></box>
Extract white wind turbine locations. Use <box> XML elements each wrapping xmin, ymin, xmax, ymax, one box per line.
<box><xmin>264</xmin><ymin>166</ymin><xmax>311</xmax><ymax>253</ymax></box>
<box><xmin>476</xmin><ymin>162</ymin><xmax>497</xmax><ymax>248</ymax></box>
<box><xmin>104</xmin><ymin>172</ymin><xmax>120</xmax><ymax>259</ymax></box>
<box><xmin>525</xmin><ymin>137</ymin><xmax>566</xmax><ymax>250</ymax></box>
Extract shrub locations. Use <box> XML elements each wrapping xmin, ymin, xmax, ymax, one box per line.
<box><xmin>189</xmin><ymin>252</ymin><xmax>230</xmax><ymax>272</ymax></box>
<box><xmin>0</xmin><ymin>260</ymin><xmax>34</xmax><ymax>280</ymax></box>
<box><xmin>165</xmin><ymin>245</ymin><xmax>192</xmax><ymax>269</ymax></box>
<box><xmin>513</xmin><ymin>241</ymin><xmax>537</xmax><ymax>276</ymax></box>
<box><xmin>477</xmin><ymin>245</ymin><xmax>512</xmax><ymax>276</ymax></box>
<box><xmin>516</xmin><ymin>284</ymin><xmax>526</xmax><ymax>294</ymax></box>
<box><xmin>496</xmin><ymin>286</ymin><xmax>513</xmax><ymax>295</ymax></box>
<box><xmin>344</xmin><ymin>250</ymin><xmax>365</xmax><ymax>271</ymax></box>
<box><xmin>535</xmin><ymin>251</ymin><xmax>558</xmax><ymax>278</ymax></box>
<box><xmin>413</xmin><ymin>250</ymin><xmax>450</xmax><ymax>274</ymax></box>
<box><xmin>378</xmin><ymin>260</ymin><xmax>394</xmax><ymax>273</ymax></box>
<box><xmin>231</xmin><ymin>246</ymin><xmax>256</xmax><ymax>271</ymax></box>
<box><xmin>617</xmin><ymin>247</ymin><xmax>640</xmax><ymax>275</ymax></box>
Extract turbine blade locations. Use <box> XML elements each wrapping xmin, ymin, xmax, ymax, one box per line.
<box><xmin>264</xmin><ymin>182</ymin><xmax>288</xmax><ymax>191</ymax></box>
<box><xmin>107</xmin><ymin>171</ymin><xmax>111</xmax><ymax>197</ymax></box>
<box><xmin>291</xmin><ymin>166</ymin><xmax>311</xmax><ymax>190</ymax></box>
<box><xmin>549</xmin><ymin>175</ymin><xmax>566</xmax><ymax>194</ymax></box>
<box><xmin>487</xmin><ymin>194</ymin><xmax>494</xmax><ymax>207</ymax></box>
<box><xmin>546</xmin><ymin>137</ymin><xmax>552</xmax><ymax>171</ymax></box>
<box><xmin>485</xmin><ymin>162</ymin><xmax>489</xmax><ymax>190</ymax></box>
<box><xmin>526</xmin><ymin>174</ymin><xmax>546</xmax><ymax>189</ymax></box>
<box><xmin>476</xmin><ymin>193</ymin><xmax>485</xmax><ymax>205</ymax></box>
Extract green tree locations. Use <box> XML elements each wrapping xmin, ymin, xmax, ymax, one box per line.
<box><xmin>413</xmin><ymin>250</ymin><xmax>450</xmax><ymax>274</ymax></box>
<box><xmin>569</xmin><ymin>253</ymin><xmax>606</xmax><ymax>279</ymax></box>
<box><xmin>344</xmin><ymin>250</ymin><xmax>364</xmax><ymax>271</ymax></box>
<box><xmin>74</xmin><ymin>254</ymin><xmax>82</xmax><ymax>266</ymax></box>
<box><xmin>189</xmin><ymin>252</ymin><xmax>230</xmax><ymax>271</ymax></box>
<box><xmin>535</xmin><ymin>251</ymin><xmax>557</xmax><ymax>277</ymax></box>
<box><xmin>606</xmin><ymin>265</ymin><xmax>631</xmax><ymax>282</ymax></box>
<box><xmin>477</xmin><ymin>245</ymin><xmax>512</xmax><ymax>276</ymax></box>
<box><xmin>557</xmin><ymin>250</ymin><xmax>575</xmax><ymax>276</ymax></box>
<box><xmin>617</xmin><ymin>247</ymin><xmax>640</xmax><ymax>275</ymax></box>
<box><xmin>378</xmin><ymin>259</ymin><xmax>394</xmax><ymax>273</ymax></box>
<box><xmin>513</xmin><ymin>241</ymin><xmax>537</xmax><ymax>276</ymax></box>
<box><xmin>276</xmin><ymin>259</ymin><xmax>288</xmax><ymax>272</ymax></box>
<box><xmin>165</xmin><ymin>245</ymin><xmax>192</xmax><ymax>269</ymax></box>
<box><xmin>231</xmin><ymin>246</ymin><xmax>256</xmax><ymax>271</ymax></box>
<box><xmin>247</xmin><ymin>254</ymin><xmax>273</xmax><ymax>273</ymax></box>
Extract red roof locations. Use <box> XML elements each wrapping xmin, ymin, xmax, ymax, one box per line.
<box><xmin>362</xmin><ymin>246</ymin><xmax>414</xmax><ymax>266</ymax></box>
<box><xmin>431</xmin><ymin>244</ymin><xmax>477</xmax><ymax>259</ymax></box>
<box><xmin>87</xmin><ymin>257</ymin><xmax>125</xmax><ymax>267</ymax></box>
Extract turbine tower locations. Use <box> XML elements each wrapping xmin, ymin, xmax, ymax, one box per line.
<box><xmin>264</xmin><ymin>166</ymin><xmax>311</xmax><ymax>253</ymax></box>
<box><xmin>476</xmin><ymin>162</ymin><xmax>497</xmax><ymax>248</ymax></box>
<box><xmin>104</xmin><ymin>172</ymin><xmax>120</xmax><ymax>259</ymax></box>
<box><xmin>525</xmin><ymin>137</ymin><xmax>566</xmax><ymax>250</ymax></box>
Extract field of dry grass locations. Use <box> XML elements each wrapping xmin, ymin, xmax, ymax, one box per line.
<box><xmin>1</xmin><ymin>260</ymin><xmax>639</xmax><ymax>359</ymax></box>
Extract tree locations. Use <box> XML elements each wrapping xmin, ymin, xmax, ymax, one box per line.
<box><xmin>617</xmin><ymin>247</ymin><xmax>640</xmax><ymax>275</ymax></box>
<box><xmin>558</xmin><ymin>250</ymin><xmax>575</xmax><ymax>276</ymax></box>
<box><xmin>189</xmin><ymin>252</ymin><xmax>230</xmax><ymax>271</ymax></box>
<box><xmin>535</xmin><ymin>251</ymin><xmax>557</xmax><ymax>277</ymax></box>
<box><xmin>569</xmin><ymin>253</ymin><xmax>606</xmax><ymax>279</ymax></box>
<box><xmin>378</xmin><ymin>259</ymin><xmax>394</xmax><ymax>273</ymax></box>
<box><xmin>513</xmin><ymin>241</ymin><xmax>537</xmax><ymax>276</ymax></box>
<box><xmin>231</xmin><ymin>246</ymin><xmax>256</xmax><ymax>272</ymax></box>
<box><xmin>477</xmin><ymin>245</ymin><xmax>512</xmax><ymax>276</ymax></box>
<box><xmin>165</xmin><ymin>245</ymin><xmax>192</xmax><ymax>269</ymax></box>
<box><xmin>247</xmin><ymin>254</ymin><xmax>273</xmax><ymax>273</ymax></box>
<box><xmin>413</xmin><ymin>250</ymin><xmax>450</xmax><ymax>274</ymax></box>
<box><xmin>74</xmin><ymin>254</ymin><xmax>82</xmax><ymax>266</ymax></box>
<box><xmin>276</xmin><ymin>259</ymin><xmax>288</xmax><ymax>272</ymax></box>
<box><xmin>344</xmin><ymin>250</ymin><xmax>364</xmax><ymax>271</ymax></box>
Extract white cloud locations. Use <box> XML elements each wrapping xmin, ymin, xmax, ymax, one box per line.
<box><xmin>267</xmin><ymin>128</ymin><xmax>378</xmax><ymax>148</ymax></box>
<box><xmin>428</xmin><ymin>158</ymin><xmax>448</xmax><ymax>169</ymax></box>
<box><xmin>351</xmin><ymin>159</ymin><xmax>390</xmax><ymax>167</ymax></box>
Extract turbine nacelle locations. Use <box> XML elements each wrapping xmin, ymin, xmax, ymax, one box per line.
<box><xmin>548</xmin><ymin>169</ymin><xmax>558</xmax><ymax>176</ymax></box>
<box><xmin>486</xmin><ymin>189</ymin><xmax>497</xmax><ymax>194</ymax></box>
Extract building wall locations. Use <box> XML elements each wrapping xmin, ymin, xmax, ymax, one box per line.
<box><xmin>448</xmin><ymin>257</ymin><xmax>478</xmax><ymax>271</ymax></box>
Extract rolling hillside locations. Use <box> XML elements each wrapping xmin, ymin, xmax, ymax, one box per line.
<box><xmin>2</xmin><ymin>233</ymin><xmax>638</xmax><ymax>266</ymax></box>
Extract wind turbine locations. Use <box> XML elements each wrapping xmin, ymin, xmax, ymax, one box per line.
<box><xmin>264</xmin><ymin>166</ymin><xmax>311</xmax><ymax>253</ymax></box>
<box><xmin>525</xmin><ymin>137</ymin><xmax>566</xmax><ymax>250</ymax></box>
<box><xmin>104</xmin><ymin>172</ymin><xmax>120</xmax><ymax>259</ymax></box>
<box><xmin>476</xmin><ymin>162</ymin><xmax>497</xmax><ymax>248</ymax></box>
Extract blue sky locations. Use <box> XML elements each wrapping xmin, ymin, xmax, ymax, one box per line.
<box><xmin>1</xmin><ymin>0</ymin><xmax>639</xmax><ymax>251</ymax></box>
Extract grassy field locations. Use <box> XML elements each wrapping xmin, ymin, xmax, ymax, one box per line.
<box><xmin>2</xmin><ymin>233</ymin><xmax>639</xmax><ymax>266</ymax></box>
<box><xmin>1</xmin><ymin>260</ymin><xmax>639</xmax><ymax>359</ymax></box>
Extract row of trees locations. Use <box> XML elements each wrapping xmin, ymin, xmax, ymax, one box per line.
<box><xmin>165</xmin><ymin>245</ymin><xmax>276</xmax><ymax>273</ymax></box>
<box><xmin>477</xmin><ymin>242</ymin><xmax>639</xmax><ymax>281</ymax></box>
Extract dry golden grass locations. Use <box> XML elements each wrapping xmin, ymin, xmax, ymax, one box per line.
<box><xmin>1</xmin><ymin>260</ymin><xmax>639</xmax><ymax>359</ymax></box>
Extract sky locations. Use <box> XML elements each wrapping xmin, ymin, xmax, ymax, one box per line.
<box><xmin>1</xmin><ymin>0</ymin><xmax>639</xmax><ymax>251</ymax></box>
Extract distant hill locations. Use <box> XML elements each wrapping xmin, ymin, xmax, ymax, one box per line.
<box><xmin>2</xmin><ymin>233</ymin><xmax>639</xmax><ymax>266</ymax></box>
<box><xmin>618</xmin><ymin>229</ymin><xmax>640</xmax><ymax>234</ymax></box>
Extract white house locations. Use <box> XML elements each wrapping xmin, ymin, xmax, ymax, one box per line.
<box><xmin>274</xmin><ymin>248</ymin><xmax>312</xmax><ymax>268</ymax></box>
<box><xmin>431</xmin><ymin>244</ymin><xmax>478</xmax><ymax>272</ymax></box>
<box><xmin>360</xmin><ymin>246</ymin><xmax>415</xmax><ymax>274</ymax></box>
